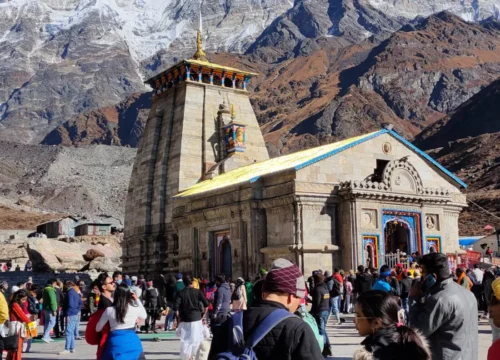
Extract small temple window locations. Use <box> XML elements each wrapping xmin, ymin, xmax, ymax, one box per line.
<box><xmin>213</xmin><ymin>75</ymin><xmax>222</xmax><ymax>86</ymax></box>
<box><xmin>374</xmin><ymin>159</ymin><xmax>390</xmax><ymax>182</ymax></box>
<box><xmin>224</xmin><ymin>77</ymin><xmax>233</xmax><ymax>88</ymax></box>
<box><xmin>202</xmin><ymin>73</ymin><xmax>210</xmax><ymax>84</ymax></box>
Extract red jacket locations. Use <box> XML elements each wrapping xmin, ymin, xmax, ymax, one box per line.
<box><xmin>333</xmin><ymin>273</ymin><xmax>343</xmax><ymax>284</ymax></box>
<box><xmin>489</xmin><ymin>338</ymin><xmax>500</xmax><ymax>360</ymax></box>
<box><xmin>85</xmin><ymin>309</ymin><xmax>110</xmax><ymax>360</ymax></box>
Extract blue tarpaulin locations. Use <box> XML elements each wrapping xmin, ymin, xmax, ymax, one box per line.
<box><xmin>459</xmin><ymin>237</ymin><xmax>482</xmax><ymax>246</ymax></box>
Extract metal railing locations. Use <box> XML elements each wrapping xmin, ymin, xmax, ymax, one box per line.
<box><xmin>378</xmin><ymin>250</ymin><xmax>410</xmax><ymax>269</ymax></box>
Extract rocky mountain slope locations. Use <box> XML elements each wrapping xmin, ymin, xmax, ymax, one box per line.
<box><xmin>41</xmin><ymin>92</ymin><xmax>151</xmax><ymax>147</ymax></box>
<box><xmin>262</xmin><ymin>11</ymin><xmax>500</xmax><ymax>154</ymax></box>
<box><xmin>1</xmin><ymin>1</ymin><xmax>500</xmax><ymax>230</ymax></box>
<box><xmin>2</xmin><ymin>0</ymin><xmax>500</xmax><ymax>146</ymax></box>
<box><xmin>415</xmin><ymin>77</ymin><xmax>500</xmax><ymax>234</ymax></box>
<box><xmin>0</xmin><ymin>0</ymin><xmax>293</xmax><ymax>144</ymax></box>
<box><xmin>0</xmin><ymin>141</ymin><xmax>136</xmax><ymax>225</ymax></box>
<box><xmin>0</xmin><ymin>205</ymin><xmax>62</xmax><ymax>230</ymax></box>
<box><xmin>45</xmin><ymin>12</ymin><xmax>500</xmax><ymax>155</ymax></box>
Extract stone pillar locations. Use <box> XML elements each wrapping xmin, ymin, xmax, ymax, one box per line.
<box><xmin>243</xmin><ymin>76</ymin><xmax>249</xmax><ymax>91</ymax></box>
<box><xmin>443</xmin><ymin>209</ymin><xmax>461</xmax><ymax>253</ymax></box>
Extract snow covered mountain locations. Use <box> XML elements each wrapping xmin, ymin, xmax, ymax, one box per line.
<box><xmin>367</xmin><ymin>0</ymin><xmax>500</xmax><ymax>22</ymax></box>
<box><xmin>0</xmin><ymin>0</ymin><xmax>293</xmax><ymax>61</ymax></box>
<box><xmin>1</xmin><ymin>0</ymin><xmax>500</xmax><ymax>145</ymax></box>
<box><xmin>0</xmin><ymin>0</ymin><xmax>293</xmax><ymax>144</ymax></box>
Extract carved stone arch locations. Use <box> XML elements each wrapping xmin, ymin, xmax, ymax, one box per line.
<box><xmin>382</xmin><ymin>158</ymin><xmax>424</xmax><ymax>194</ymax></box>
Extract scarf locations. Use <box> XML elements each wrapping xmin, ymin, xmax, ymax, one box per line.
<box><xmin>457</xmin><ymin>272</ymin><xmax>472</xmax><ymax>290</ymax></box>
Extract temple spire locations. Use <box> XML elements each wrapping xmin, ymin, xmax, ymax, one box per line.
<box><xmin>192</xmin><ymin>10</ymin><xmax>208</xmax><ymax>61</ymax></box>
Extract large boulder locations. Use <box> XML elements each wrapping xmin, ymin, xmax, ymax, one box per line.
<box><xmin>0</xmin><ymin>244</ymin><xmax>30</xmax><ymax>268</ymax></box>
<box><xmin>88</xmin><ymin>256</ymin><xmax>122</xmax><ymax>273</ymax></box>
<box><xmin>27</xmin><ymin>236</ymin><xmax>121</xmax><ymax>272</ymax></box>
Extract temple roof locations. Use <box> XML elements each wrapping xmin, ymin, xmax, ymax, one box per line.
<box><xmin>146</xmin><ymin>20</ymin><xmax>258</xmax><ymax>88</ymax></box>
<box><xmin>175</xmin><ymin>129</ymin><xmax>467</xmax><ymax>199</ymax></box>
<box><xmin>186</xmin><ymin>59</ymin><xmax>258</xmax><ymax>76</ymax></box>
<box><xmin>146</xmin><ymin>58</ymin><xmax>258</xmax><ymax>85</ymax></box>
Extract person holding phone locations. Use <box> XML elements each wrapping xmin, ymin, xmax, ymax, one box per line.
<box><xmin>409</xmin><ymin>253</ymin><xmax>478</xmax><ymax>360</ymax></box>
<box><xmin>96</xmin><ymin>283</ymin><xmax>147</xmax><ymax>360</ymax></box>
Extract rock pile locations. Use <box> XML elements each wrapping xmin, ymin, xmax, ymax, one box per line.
<box><xmin>0</xmin><ymin>244</ymin><xmax>30</xmax><ymax>268</ymax></box>
<box><xmin>0</xmin><ymin>142</ymin><xmax>136</xmax><ymax>226</ymax></box>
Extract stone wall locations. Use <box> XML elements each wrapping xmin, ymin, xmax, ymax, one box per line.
<box><xmin>0</xmin><ymin>230</ymin><xmax>33</xmax><ymax>242</ymax></box>
<box><xmin>295</xmin><ymin>133</ymin><xmax>463</xmax><ymax>194</ymax></box>
<box><xmin>0</xmin><ymin>271</ymin><xmax>92</xmax><ymax>291</ymax></box>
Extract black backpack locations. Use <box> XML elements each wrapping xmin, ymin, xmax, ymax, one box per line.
<box><xmin>330</xmin><ymin>278</ymin><xmax>343</xmax><ymax>298</ymax></box>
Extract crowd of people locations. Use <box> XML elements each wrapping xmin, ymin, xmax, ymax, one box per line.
<box><xmin>1</xmin><ymin>253</ymin><xmax>500</xmax><ymax>359</ymax></box>
<box><xmin>173</xmin><ymin>254</ymin><xmax>497</xmax><ymax>360</ymax></box>
<box><xmin>0</xmin><ymin>276</ymin><xmax>88</xmax><ymax>359</ymax></box>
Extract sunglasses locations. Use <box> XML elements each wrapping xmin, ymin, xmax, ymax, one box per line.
<box><xmin>105</xmin><ymin>281</ymin><xmax>116</xmax><ymax>286</ymax></box>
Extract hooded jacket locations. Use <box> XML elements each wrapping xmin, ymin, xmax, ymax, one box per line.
<box><xmin>214</xmin><ymin>282</ymin><xmax>231</xmax><ymax>315</ymax></box>
<box><xmin>310</xmin><ymin>283</ymin><xmax>330</xmax><ymax>315</ymax></box>
<box><xmin>208</xmin><ymin>300</ymin><xmax>324</xmax><ymax>360</ymax></box>
<box><xmin>42</xmin><ymin>285</ymin><xmax>57</xmax><ymax>312</ymax></box>
<box><xmin>64</xmin><ymin>287</ymin><xmax>83</xmax><ymax>317</ymax></box>
<box><xmin>355</xmin><ymin>273</ymin><xmax>374</xmax><ymax>294</ymax></box>
<box><xmin>353</xmin><ymin>326</ymin><xmax>431</xmax><ymax>360</ymax></box>
<box><xmin>409</xmin><ymin>277</ymin><xmax>478</xmax><ymax>360</ymax></box>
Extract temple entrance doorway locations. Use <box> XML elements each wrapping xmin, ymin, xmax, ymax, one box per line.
<box><xmin>211</xmin><ymin>230</ymin><xmax>232</xmax><ymax>279</ymax></box>
<box><xmin>384</xmin><ymin>220</ymin><xmax>410</xmax><ymax>254</ymax></box>
<box><xmin>220</xmin><ymin>239</ymin><xmax>232</xmax><ymax>279</ymax></box>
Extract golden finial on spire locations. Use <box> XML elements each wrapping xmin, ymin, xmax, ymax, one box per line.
<box><xmin>192</xmin><ymin>11</ymin><xmax>208</xmax><ymax>62</ymax></box>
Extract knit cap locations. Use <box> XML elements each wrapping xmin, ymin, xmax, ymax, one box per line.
<box><xmin>263</xmin><ymin>258</ymin><xmax>306</xmax><ymax>298</ymax></box>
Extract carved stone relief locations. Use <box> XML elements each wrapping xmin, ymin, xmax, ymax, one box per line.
<box><xmin>361</xmin><ymin>209</ymin><xmax>377</xmax><ymax>228</ymax></box>
<box><xmin>425</xmin><ymin>214</ymin><xmax>439</xmax><ymax>231</ymax></box>
<box><xmin>383</xmin><ymin>142</ymin><xmax>392</xmax><ymax>154</ymax></box>
<box><xmin>391</xmin><ymin>169</ymin><xmax>416</xmax><ymax>193</ymax></box>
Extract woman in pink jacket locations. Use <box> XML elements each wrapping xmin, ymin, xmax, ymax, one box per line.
<box><xmin>230</xmin><ymin>278</ymin><xmax>247</xmax><ymax>311</ymax></box>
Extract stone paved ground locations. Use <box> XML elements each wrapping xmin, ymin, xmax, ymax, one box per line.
<box><xmin>19</xmin><ymin>316</ymin><xmax>491</xmax><ymax>359</ymax></box>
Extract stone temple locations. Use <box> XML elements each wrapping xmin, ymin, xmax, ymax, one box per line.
<box><xmin>123</xmin><ymin>30</ymin><xmax>467</xmax><ymax>278</ymax></box>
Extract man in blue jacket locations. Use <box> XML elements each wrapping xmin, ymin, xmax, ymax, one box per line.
<box><xmin>211</xmin><ymin>274</ymin><xmax>231</xmax><ymax>333</ymax></box>
<box><xmin>59</xmin><ymin>281</ymin><xmax>83</xmax><ymax>355</ymax></box>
